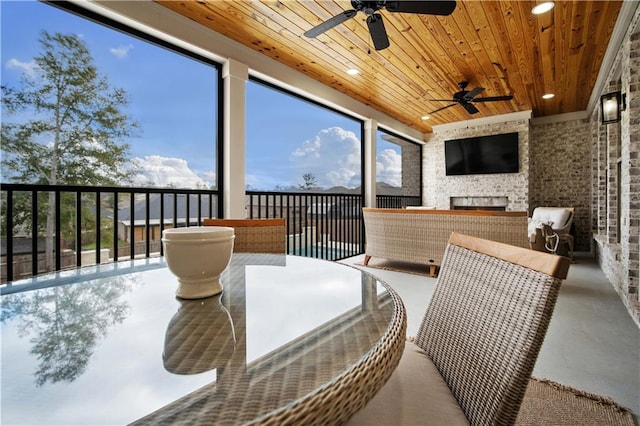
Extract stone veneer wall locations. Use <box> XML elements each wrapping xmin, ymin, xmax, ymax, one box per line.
<box><xmin>423</xmin><ymin>119</ymin><xmax>529</xmax><ymax>212</ymax></box>
<box><xmin>590</xmin><ymin>9</ymin><xmax>640</xmax><ymax>326</ymax></box>
<box><xmin>401</xmin><ymin>142</ymin><xmax>421</xmax><ymax>197</ymax></box>
<box><xmin>529</xmin><ymin>119</ymin><xmax>592</xmax><ymax>251</ymax></box>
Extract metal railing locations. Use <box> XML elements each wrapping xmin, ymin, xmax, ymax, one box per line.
<box><xmin>246</xmin><ymin>190</ymin><xmax>365</xmax><ymax>261</ymax></box>
<box><xmin>1</xmin><ymin>184</ymin><xmax>218</xmax><ymax>283</ymax></box>
<box><xmin>1</xmin><ymin>183</ymin><xmax>419</xmax><ymax>283</ymax></box>
<box><xmin>376</xmin><ymin>195</ymin><xmax>421</xmax><ymax>209</ymax></box>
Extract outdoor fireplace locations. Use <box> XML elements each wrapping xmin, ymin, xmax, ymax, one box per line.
<box><xmin>450</xmin><ymin>196</ymin><xmax>508</xmax><ymax>211</ymax></box>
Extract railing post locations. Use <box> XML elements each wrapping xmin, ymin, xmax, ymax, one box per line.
<box><xmin>113</xmin><ymin>191</ymin><xmax>119</xmax><ymax>262</ymax></box>
<box><xmin>145</xmin><ymin>193</ymin><xmax>150</xmax><ymax>257</ymax></box>
<box><xmin>6</xmin><ymin>189</ymin><xmax>14</xmax><ymax>282</ymax></box>
<box><xmin>31</xmin><ymin>191</ymin><xmax>38</xmax><ymax>277</ymax></box>
<box><xmin>159</xmin><ymin>192</ymin><xmax>165</xmax><ymax>256</ymax></box>
<box><xmin>55</xmin><ymin>190</ymin><xmax>62</xmax><ymax>270</ymax></box>
<box><xmin>129</xmin><ymin>193</ymin><xmax>135</xmax><ymax>260</ymax></box>
<box><xmin>76</xmin><ymin>192</ymin><xmax>82</xmax><ymax>267</ymax></box>
<box><xmin>95</xmin><ymin>191</ymin><xmax>101</xmax><ymax>266</ymax></box>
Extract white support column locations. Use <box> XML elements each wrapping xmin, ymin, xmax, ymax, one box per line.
<box><xmin>222</xmin><ymin>59</ymin><xmax>248</xmax><ymax>218</ymax></box>
<box><xmin>364</xmin><ymin>119</ymin><xmax>377</xmax><ymax>207</ymax></box>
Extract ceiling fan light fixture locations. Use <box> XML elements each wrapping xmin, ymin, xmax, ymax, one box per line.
<box><xmin>303</xmin><ymin>1</ymin><xmax>456</xmax><ymax>50</ymax></box>
<box><xmin>542</xmin><ymin>93</ymin><xmax>555</xmax><ymax>99</ymax></box>
<box><xmin>532</xmin><ymin>2</ymin><xmax>554</xmax><ymax>15</ymax></box>
<box><xmin>425</xmin><ymin>81</ymin><xmax>513</xmax><ymax>116</ymax></box>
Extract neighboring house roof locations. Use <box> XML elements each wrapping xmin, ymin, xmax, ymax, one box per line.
<box><xmin>117</xmin><ymin>193</ymin><xmax>217</xmax><ymax>225</ymax></box>
<box><xmin>117</xmin><ymin>184</ymin><xmax>405</xmax><ymax>224</ymax></box>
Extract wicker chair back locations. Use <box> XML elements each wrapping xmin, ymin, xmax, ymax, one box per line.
<box><xmin>414</xmin><ymin>232</ymin><xmax>570</xmax><ymax>425</ymax></box>
<box><xmin>203</xmin><ymin>218</ymin><xmax>286</xmax><ymax>254</ymax></box>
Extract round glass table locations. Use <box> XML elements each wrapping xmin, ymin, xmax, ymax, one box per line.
<box><xmin>1</xmin><ymin>253</ymin><xmax>406</xmax><ymax>425</ymax></box>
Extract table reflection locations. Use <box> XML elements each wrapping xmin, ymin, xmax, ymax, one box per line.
<box><xmin>163</xmin><ymin>294</ymin><xmax>236</xmax><ymax>375</ymax></box>
<box><xmin>1</xmin><ymin>254</ymin><xmax>402</xmax><ymax>425</ymax></box>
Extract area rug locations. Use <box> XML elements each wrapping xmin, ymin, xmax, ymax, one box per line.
<box><xmin>516</xmin><ymin>377</ymin><xmax>635</xmax><ymax>425</ymax></box>
<box><xmin>400</xmin><ymin>340</ymin><xmax>635</xmax><ymax>425</ymax></box>
<box><xmin>354</xmin><ymin>258</ymin><xmax>435</xmax><ymax>277</ymax></box>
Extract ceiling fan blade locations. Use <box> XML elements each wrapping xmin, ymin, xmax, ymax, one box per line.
<box><xmin>462</xmin><ymin>103</ymin><xmax>480</xmax><ymax>114</ymax></box>
<box><xmin>367</xmin><ymin>13</ymin><xmax>390</xmax><ymax>50</ymax></box>
<box><xmin>463</xmin><ymin>87</ymin><xmax>485</xmax><ymax>100</ymax></box>
<box><xmin>304</xmin><ymin>10</ymin><xmax>357</xmax><ymax>38</ymax></box>
<box><xmin>428</xmin><ymin>103</ymin><xmax>457</xmax><ymax>115</ymax></box>
<box><xmin>472</xmin><ymin>95</ymin><xmax>514</xmax><ymax>102</ymax></box>
<box><xmin>386</xmin><ymin>1</ymin><xmax>457</xmax><ymax>15</ymax></box>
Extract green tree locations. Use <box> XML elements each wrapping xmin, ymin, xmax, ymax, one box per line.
<box><xmin>1</xmin><ymin>31</ymin><xmax>137</xmax><ymax>269</ymax></box>
<box><xmin>298</xmin><ymin>173</ymin><xmax>319</xmax><ymax>190</ymax></box>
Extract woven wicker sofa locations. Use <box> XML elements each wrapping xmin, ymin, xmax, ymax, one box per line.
<box><xmin>362</xmin><ymin>208</ymin><xmax>529</xmax><ymax>276</ymax></box>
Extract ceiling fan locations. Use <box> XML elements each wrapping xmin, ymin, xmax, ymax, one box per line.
<box><xmin>304</xmin><ymin>1</ymin><xmax>457</xmax><ymax>51</ymax></box>
<box><xmin>427</xmin><ymin>81</ymin><xmax>514</xmax><ymax>115</ymax></box>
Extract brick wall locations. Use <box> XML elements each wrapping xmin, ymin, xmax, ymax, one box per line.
<box><xmin>530</xmin><ymin>119</ymin><xmax>592</xmax><ymax>251</ymax></box>
<box><xmin>401</xmin><ymin>142</ymin><xmax>421</xmax><ymax>196</ymax></box>
<box><xmin>591</xmin><ymin>12</ymin><xmax>640</xmax><ymax>326</ymax></box>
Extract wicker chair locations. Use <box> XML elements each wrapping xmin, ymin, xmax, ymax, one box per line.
<box><xmin>347</xmin><ymin>232</ymin><xmax>571</xmax><ymax>426</ymax></box>
<box><xmin>202</xmin><ymin>218</ymin><xmax>286</xmax><ymax>254</ymax></box>
<box><xmin>528</xmin><ymin>207</ymin><xmax>575</xmax><ymax>258</ymax></box>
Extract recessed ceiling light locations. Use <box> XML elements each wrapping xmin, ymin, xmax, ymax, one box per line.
<box><xmin>542</xmin><ymin>93</ymin><xmax>555</xmax><ymax>99</ymax></box>
<box><xmin>346</xmin><ymin>68</ymin><xmax>359</xmax><ymax>76</ymax></box>
<box><xmin>421</xmin><ymin>115</ymin><xmax>431</xmax><ymax>121</ymax></box>
<box><xmin>532</xmin><ymin>2</ymin><xmax>554</xmax><ymax>15</ymax></box>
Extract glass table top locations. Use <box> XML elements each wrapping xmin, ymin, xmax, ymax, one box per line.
<box><xmin>1</xmin><ymin>254</ymin><xmax>401</xmax><ymax>425</ymax></box>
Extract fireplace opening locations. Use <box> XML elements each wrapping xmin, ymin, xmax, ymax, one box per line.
<box><xmin>450</xmin><ymin>196</ymin><xmax>509</xmax><ymax>211</ymax></box>
<box><xmin>452</xmin><ymin>206</ymin><xmax>506</xmax><ymax>211</ymax></box>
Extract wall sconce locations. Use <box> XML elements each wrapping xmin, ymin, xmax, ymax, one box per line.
<box><xmin>600</xmin><ymin>91</ymin><xmax>626</xmax><ymax>124</ymax></box>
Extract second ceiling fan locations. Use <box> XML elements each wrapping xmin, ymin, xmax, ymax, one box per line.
<box><xmin>427</xmin><ymin>81</ymin><xmax>514</xmax><ymax>115</ymax></box>
<box><xmin>304</xmin><ymin>1</ymin><xmax>457</xmax><ymax>51</ymax></box>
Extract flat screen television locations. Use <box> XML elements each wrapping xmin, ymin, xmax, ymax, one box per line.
<box><xmin>445</xmin><ymin>132</ymin><xmax>519</xmax><ymax>176</ymax></box>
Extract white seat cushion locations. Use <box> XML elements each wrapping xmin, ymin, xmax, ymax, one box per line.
<box><xmin>531</xmin><ymin>208</ymin><xmax>571</xmax><ymax>231</ymax></box>
<box><xmin>346</xmin><ymin>341</ymin><xmax>469</xmax><ymax>425</ymax></box>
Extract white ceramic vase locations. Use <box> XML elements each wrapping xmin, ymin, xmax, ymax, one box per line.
<box><xmin>162</xmin><ymin>226</ymin><xmax>235</xmax><ymax>299</ymax></box>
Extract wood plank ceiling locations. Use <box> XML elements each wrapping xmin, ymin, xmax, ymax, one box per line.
<box><xmin>155</xmin><ymin>1</ymin><xmax>622</xmax><ymax>133</ymax></box>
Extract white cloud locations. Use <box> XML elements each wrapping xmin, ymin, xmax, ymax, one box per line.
<box><xmin>6</xmin><ymin>58</ymin><xmax>39</xmax><ymax>77</ymax></box>
<box><xmin>376</xmin><ymin>148</ymin><xmax>402</xmax><ymax>187</ymax></box>
<box><xmin>127</xmin><ymin>155</ymin><xmax>210</xmax><ymax>189</ymax></box>
<box><xmin>290</xmin><ymin>127</ymin><xmax>361</xmax><ymax>188</ymax></box>
<box><xmin>245</xmin><ymin>173</ymin><xmax>261</xmax><ymax>189</ymax></box>
<box><xmin>110</xmin><ymin>44</ymin><xmax>134</xmax><ymax>59</ymax></box>
<box><xmin>199</xmin><ymin>170</ymin><xmax>217</xmax><ymax>188</ymax></box>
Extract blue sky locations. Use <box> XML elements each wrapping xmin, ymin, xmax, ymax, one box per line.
<box><xmin>1</xmin><ymin>0</ymin><xmax>402</xmax><ymax>190</ymax></box>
